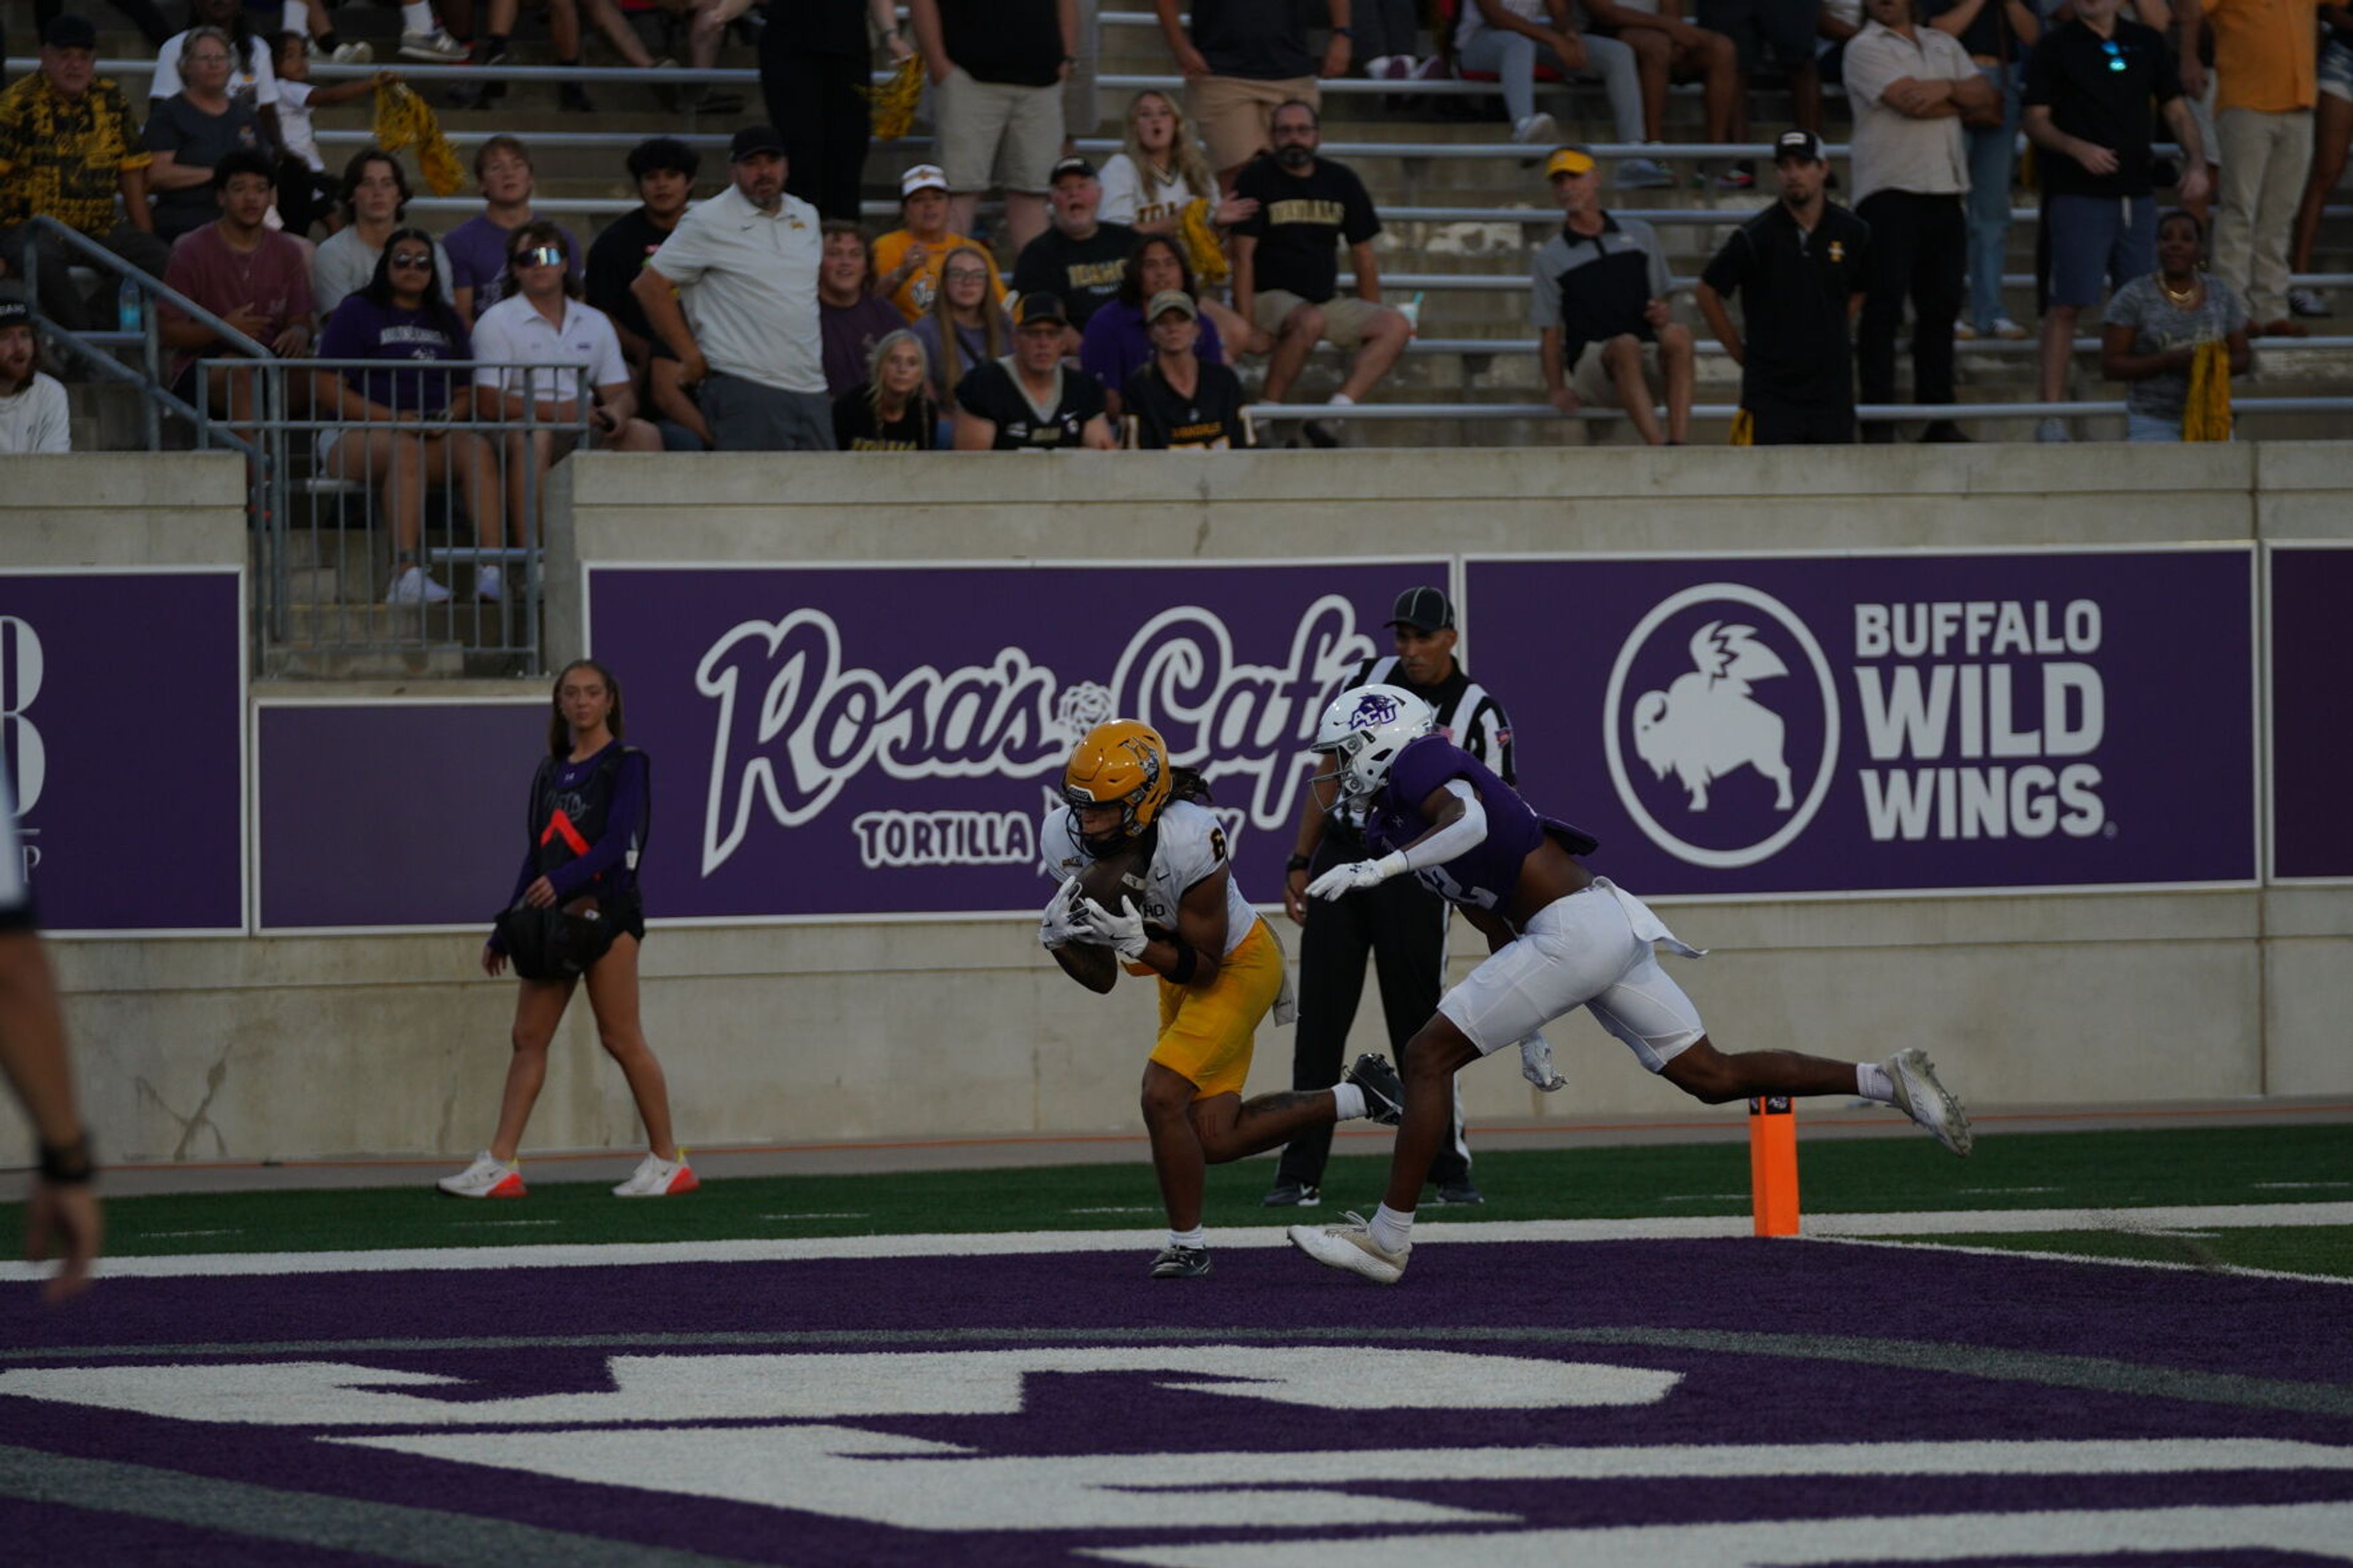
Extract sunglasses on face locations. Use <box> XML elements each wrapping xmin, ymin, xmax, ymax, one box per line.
<box><xmin>514</xmin><ymin>245</ymin><xmax>566</xmax><ymax>269</ymax></box>
<box><xmin>389</xmin><ymin>252</ymin><xmax>433</xmax><ymax>268</ymax></box>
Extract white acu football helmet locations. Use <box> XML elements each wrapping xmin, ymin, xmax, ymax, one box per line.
<box><xmin>1311</xmin><ymin>683</ymin><xmax>1436</xmax><ymax>813</ymax></box>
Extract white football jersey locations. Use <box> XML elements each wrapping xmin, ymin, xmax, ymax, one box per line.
<box><xmin>1039</xmin><ymin>798</ymin><xmax>1259</xmax><ymax>956</ymax></box>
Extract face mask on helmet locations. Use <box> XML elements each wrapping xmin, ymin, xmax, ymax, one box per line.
<box><xmin>1061</xmin><ymin>719</ymin><xmax>1175</xmax><ymax>854</ymax></box>
<box><xmin>1311</xmin><ymin>683</ymin><xmax>1434</xmax><ymax>814</ymax></box>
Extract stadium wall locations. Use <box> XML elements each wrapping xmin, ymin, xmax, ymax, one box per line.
<box><xmin>9</xmin><ymin>447</ymin><xmax>2350</xmax><ymax>1165</ymax></box>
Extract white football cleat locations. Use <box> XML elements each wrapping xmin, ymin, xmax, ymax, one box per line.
<box><xmin>613</xmin><ymin>1150</ymin><xmax>700</xmax><ymax>1197</ymax></box>
<box><xmin>438</xmin><ymin>1150</ymin><xmax>525</xmax><ymax>1198</ymax></box>
<box><xmin>1289</xmin><ymin>1211</ymin><xmax>1409</xmax><ymax>1284</ymax></box>
<box><xmin>1884</xmin><ymin>1047</ymin><xmax>1974</xmax><ymax>1156</ymax></box>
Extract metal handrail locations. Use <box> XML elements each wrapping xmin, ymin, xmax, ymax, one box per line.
<box><xmin>1245</xmin><ymin>396</ymin><xmax>2353</xmax><ymax>422</ymax></box>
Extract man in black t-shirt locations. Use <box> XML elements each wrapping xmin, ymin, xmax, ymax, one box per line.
<box><xmin>1123</xmin><ymin>290</ymin><xmax>1255</xmax><ymax>449</ymax></box>
<box><xmin>1011</xmin><ymin>158</ymin><xmax>1139</xmax><ymax>343</ymax></box>
<box><xmin>585</xmin><ymin>137</ymin><xmax>699</xmax><ymax>400</ymax></box>
<box><xmin>1232</xmin><ymin>100</ymin><xmax>1412</xmax><ymax>446</ymax></box>
<box><xmin>911</xmin><ymin>0</ymin><xmax>1074</xmax><ymax>254</ymax></box>
<box><xmin>953</xmin><ymin>291</ymin><xmax>1118</xmax><ymax>449</ymax></box>
<box><xmin>1695</xmin><ymin>131</ymin><xmax>1871</xmax><ymax>444</ymax></box>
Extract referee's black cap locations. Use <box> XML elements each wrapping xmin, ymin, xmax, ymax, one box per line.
<box><xmin>1386</xmin><ymin>586</ymin><xmax>1455</xmax><ymax>634</ymax></box>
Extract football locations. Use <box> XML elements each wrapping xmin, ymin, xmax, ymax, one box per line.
<box><xmin>1051</xmin><ymin>846</ymin><xmax>1147</xmax><ymax>994</ymax></box>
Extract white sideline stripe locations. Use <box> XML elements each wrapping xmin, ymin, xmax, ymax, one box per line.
<box><xmin>1814</xmin><ymin>1235</ymin><xmax>2353</xmax><ymax>1287</ymax></box>
<box><xmin>2</xmin><ymin>1203</ymin><xmax>2345</xmax><ymax>1282</ymax></box>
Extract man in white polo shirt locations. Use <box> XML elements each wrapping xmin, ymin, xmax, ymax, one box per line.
<box><xmin>633</xmin><ymin>124</ymin><xmax>832</xmax><ymax>452</ymax></box>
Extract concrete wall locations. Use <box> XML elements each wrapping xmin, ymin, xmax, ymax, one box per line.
<box><xmin>15</xmin><ymin>447</ymin><xmax>2353</xmax><ymax>1164</ymax></box>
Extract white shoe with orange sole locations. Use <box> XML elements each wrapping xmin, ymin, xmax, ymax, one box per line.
<box><xmin>437</xmin><ymin>1151</ymin><xmax>526</xmax><ymax>1198</ymax></box>
<box><xmin>613</xmin><ymin>1151</ymin><xmax>700</xmax><ymax>1197</ymax></box>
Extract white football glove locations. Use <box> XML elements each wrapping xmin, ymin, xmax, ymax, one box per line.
<box><xmin>1305</xmin><ymin>858</ymin><xmax>1391</xmax><ymax>901</ymax></box>
<box><xmin>1518</xmin><ymin>1032</ymin><xmax>1567</xmax><ymax>1093</ymax></box>
<box><xmin>1037</xmin><ymin>876</ymin><xmax>1088</xmax><ymax>950</ymax></box>
<box><xmin>1078</xmin><ymin>895</ymin><xmax>1149</xmax><ymax>960</ymax></box>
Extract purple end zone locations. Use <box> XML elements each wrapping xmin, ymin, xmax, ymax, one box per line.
<box><xmin>4</xmin><ymin>1240</ymin><xmax>2351</xmax><ymax>1567</ymax></box>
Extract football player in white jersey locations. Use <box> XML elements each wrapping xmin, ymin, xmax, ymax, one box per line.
<box><xmin>1039</xmin><ymin>719</ymin><xmax>1405</xmax><ymax>1279</ymax></box>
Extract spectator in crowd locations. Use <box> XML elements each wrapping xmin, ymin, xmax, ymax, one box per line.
<box><xmin>1081</xmin><ymin>233</ymin><xmax>1230</xmax><ymax>418</ymax></box>
<box><xmin>816</xmin><ymin>221</ymin><xmax>907</xmax><ymax>400</ymax></box>
<box><xmin>1233</xmin><ymin>100</ymin><xmax>1412</xmax><ymax>445</ymax></box>
<box><xmin>1580</xmin><ymin>0</ymin><xmax>1743</xmax><ymax>184</ymax></box>
<box><xmin>1696</xmin><ymin>129</ymin><xmax>1871</xmax><ymax>443</ymax></box>
<box><xmin>953</xmin><ymin>290</ymin><xmax>1116</xmax><ymax>448</ymax></box>
<box><xmin>0</xmin><ymin>15</ymin><xmax>169</xmax><ymax>333</ymax></box>
<box><xmin>659</xmin><ymin>0</ymin><xmax>748</xmax><ymax>116</ymax></box>
<box><xmin>875</xmin><ymin>164</ymin><xmax>1006</xmax><ymax>321</ymax></box>
<box><xmin>755</xmin><ymin>0</ymin><xmax>913</xmax><ymax>218</ymax></box>
<box><xmin>586</xmin><ymin>135</ymin><xmax>700</xmax><ymax>390</ymax></box>
<box><xmin>1923</xmin><ymin>0</ymin><xmax>2037</xmax><ymax>341</ymax></box>
<box><xmin>1123</xmin><ymin>289</ymin><xmax>1254</xmax><ymax>448</ymax></box>
<box><xmin>833</xmin><ymin>327</ymin><xmax>939</xmax><ymax>449</ymax></box>
<box><xmin>2183</xmin><ymin>0</ymin><xmax>2318</xmax><ymax>338</ymax></box>
<box><xmin>311</xmin><ymin>229</ymin><xmax>502</xmax><ymax>605</ymax></box>
<box><xmin>2101</xmin><ymin>206</ymin><xmax>2251</xmax><ymax>440</ymax></box>
<box><xmin>1699</xmin><ymin>0</ymin><xmax>1824</xmax><ymax>136</ymax></box>
<box><xmin>1011</xmin><ymin>157</ymin><xmax>1139</xmax><ymax>338</ymax></box>
<box><xmin>1099</xmin><ymin>89</ymin><xmax>1261</xmax><ymax>237</ymax></box>
<box><xmin>0</xmin><ymin>296</ymin><xmax>71</xmax><ymax>454</ymax></box>
<box><xmin>1845</xmin><ymin>0</ymin><xmax>1993</xmax><ymax>443</ymax></box>
<box><xmin>1455</xmin><ymin>0</ymin><xmax>1661</xmax><ymax>180</ymax></box>
<box><xmin>913</xmin><ymin>241</ymin><xmax>1009</xmax><ymax>409</ymax></box>
<box><xmin>151</xmin><ymin>0</ymin><xmax>284</xmax><ymax>131</ymax></box>
<box><xmin>269</xmin><ymin>34</ymin><xmax>388</xmax><ymax>239</ymax></box>
<box><xmin>446</xmin><ymin>136</ymin><xmax>584</xmax><ymax>320</ymax></box>
<box><xmin>909</xmin><ymin>0</ymin><xmax>1074</xmax><ymax>254</ymax></box>
<box><xmin>635</xmin><ymin>126</ymin><xmax>833</xmax><ymax>452</ymax></box>
<box><xmin>475</xmin><ymin>219</ymin><xmax>660</xmax><ymax>570</ymax></box>
<box><xmin>314</xmin><ymin>149</ymin><xmax>457</xmax><ymax>318</ymax></box>
<box><xmin>397</xmin><ymin>0</ymin><xmax>470</xmax><ymax>61</ymax></box>
<box><xmin>2023</xmin><ymin>0</ymin><xmax>2205</xmax><ymax>441</ymax></box>
<box><xmin>449</xmin><ymin>0</ymin><xmax>667</xmax><ymax>113</ymax></box>
<box><xmin>145</xmin><ymin>25</ymin><xmax>271</xmax><ymax>246</ymax></box>
<box><xmin>158</xmin><ymin>150</ymin><xmax>313</xmax><ymax>425</ymax></box>
<box><xmin>2284</xmin><ymin>6</ymin><xmax>2353</xmax><ymax>321</ymax></box>
<box><xmin>1531</xmin><ymin>145</ymin><xmax>1693</xmax><ymax>445</ymax></box>
<box><xmin>1155</xmin><ymin>0</ymin><xmax>1348</xmax><ymax>189</ymax></box>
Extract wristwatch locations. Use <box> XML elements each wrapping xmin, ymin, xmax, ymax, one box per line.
<box><xmin>1286</xmin><ymin>854</ymin><xmax>1314</xmax><ymax>874</ymax></box>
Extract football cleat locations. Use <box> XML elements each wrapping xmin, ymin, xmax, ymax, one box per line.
<box><xmin>1433</xmin><ymin>1180</ymin><xmax>1485</xmax><ymax>1206</ymax></box>
<box><xmin>1343</xmin><ymin>1052</ymin><xmax>1406</xmax><ymax>1126</ymax></box>
<box><xmin>1261</xmin><ymin>1180</ymin><xmax>1320</xmax><ymax>1207</ymax></box>
<box><xmin>613</xmin><ymin>1151</ymin><xmax>700</xmax><ymax>1197</ymax></box>
<box><xmin>1884</xmin><ymin>1048</ymin><xmax>1974</xmax><ymax>1156</ymax></box>
<box><xmin>1149</xmin><ymin>1244</ymin><xmax>1212</xmax><ymax>1279</ymax></box>
<box><xmin>1289</xmin><ymin>1212</ymin><xmax>1409</xmax><ymax>1284</ymax></box>
<box><xmin>437</xmin><ymin>1151</ymin><xmax>525</xmax><ymax>1198</ymax></box>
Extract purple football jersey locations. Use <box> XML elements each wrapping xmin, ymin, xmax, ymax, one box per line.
<box><xmin>1364</xmin><ymin>736</ymin><xmax>1597</xmax><ymax>911</ymax></box>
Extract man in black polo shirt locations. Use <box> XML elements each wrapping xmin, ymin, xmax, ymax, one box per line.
<box><xmin>1696</xmin><ymin>130</ymin><xmax>1872</xmax><ymax>444</ymax></box>
<box><xmin>1011</xmin><ymin>157</ymin><xmax>1138</xmax><ymax>341</ymax></box>
<box><xmin>1232</xmin><ymin>99</ymin><xmax>1413</xmax><ymax>445</ymax></box>
<box><xmin>1531</xmin><ymin>145</ymin><xmax>1694</xmax><ymax>445</ymax></box>
<box><xmin>1123</xmin><ymin>290</ymin><xmax>1256</xmax><ymax>449</ymax></box>
<box><xmin>952</xmin><ymin>292</ymin><xmax>1117</xmax><ymax>449</ymax></box>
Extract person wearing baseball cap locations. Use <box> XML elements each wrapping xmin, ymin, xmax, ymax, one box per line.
<box><xmin>873</xmin><ymin>162</ymin><xmax>1004</xmax><ymax>322</ymax></box>
<box><xmin>0</xmin><ymin>15</ymin><xmax>172</xmax><ymax>333</ymax></box>
<box><xmin>632</xmin><ymin>123</ymin><xmax>835</xmax><ymax>451</ymax></box>
<box><xmin>1696</xmin><ymin>128</ymin><xmax>1873</xmax><ymax>444</ymax></box>
<box><xmin>1121</xmin><ymin>288</ymin><xmax>1254</xmax><ymax>450</ymax></box>
<box><xmin>1266</xmin><ymin>583</ymin><xmax>1520</xmax><ymax>1211</ymax></box>
<box><xmin>953</xmin><ymin>291</ymin><xmax>1116</xmax><ymax>450</ymax></box>
<box><xmin>0</xmin><ymin>295</ymin><xmax>70</xmax><ymax>453</ymax></box>
<box><xmin>1010</xmin><ymin>155</ymin><xmax>1137</xmax><ymax>339</ymax></box>
<box><xmin>1531</xmin><ymin>142</ymin><xmax>1694</xmax><ymax>445</ymax></box>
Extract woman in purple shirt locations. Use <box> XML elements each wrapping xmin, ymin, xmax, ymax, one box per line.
<box><xmin>1078</xmin><ymin>234</ymin><xmax>1226</xmax><ymax>421</ymax></box>
<box><xmin>311</xmin><ymin>229</ymin><xmax>503</xmax><ymax>607</ymax></box>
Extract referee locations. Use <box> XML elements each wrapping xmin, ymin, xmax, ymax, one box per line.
<box><xmin>1267</xmin><ymin>586</ymin><xmax>1515</xmax><ymax>1209</ymax></box>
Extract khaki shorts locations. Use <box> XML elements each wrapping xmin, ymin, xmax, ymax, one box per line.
<box><xmin>936</xmin><ymin>67</ymin><xmax>1063</xmax><ymax>194</ymax></box>
<box><xmin>1186</xmin><ymin>74</ymin><xmax>1318</xmax><ymax>175</ymax></box>
<box><xmin>1252</xmin><ymin>289</ymin><xmax>1393</xmax><ymax>349</ymax></box>
<box><xmin>1574</xmin><ymin>335</ymin><xmax>1664</xmax><ymax>406</ymax></box>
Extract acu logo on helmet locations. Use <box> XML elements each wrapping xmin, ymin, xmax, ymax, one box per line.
<box><xmin>1349</xmin><ymin>692</ymin><xmax>1401</xmax><ymax>730</ymax></box>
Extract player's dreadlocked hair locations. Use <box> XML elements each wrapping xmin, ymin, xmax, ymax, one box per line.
<box><xmin>1169</xmin><ymin>765</ymin><xmax>1212</xmax><ymax>805</ymax></box>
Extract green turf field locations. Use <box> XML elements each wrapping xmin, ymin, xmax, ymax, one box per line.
<box><xmin>11</xmin><ymin>1122</ymin><xmax>2348</xmax><ymax>1271</ymax></box>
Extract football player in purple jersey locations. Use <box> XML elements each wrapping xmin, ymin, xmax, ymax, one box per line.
<box><xmin>1287</xmin><ymin>683</ymin><xmax>1973</xmax><ymax>1284</ymax></box>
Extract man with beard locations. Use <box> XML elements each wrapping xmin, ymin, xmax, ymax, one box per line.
<box><xmin>0</xmin><ymin>296</ymin><xmax>70</xmax><ymax>453</ymax></box>
<box><xmin>1696</xmin><ymin>130</ymin><xmax>1873</xmax><ymax>444</ymax></box>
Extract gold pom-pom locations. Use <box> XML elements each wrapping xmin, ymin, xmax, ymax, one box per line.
<box><xmin>373</xmin><ymin>80</ymin><xmax>464</xmax><ymax>196</ymax></box>
<box><xmin>863</xmin><ymin>55</ymin><xmax>925</xmax><ymax>142</ymax></box>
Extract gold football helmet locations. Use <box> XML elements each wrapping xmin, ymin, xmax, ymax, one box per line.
<box><xmin>1061</xmin><ymin>719</ymin><xmax>1174</xmax><ymax>851</ymax></box>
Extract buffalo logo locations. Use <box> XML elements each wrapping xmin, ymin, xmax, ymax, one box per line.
<box><xmin>1604</xmin><ymin>584</ymin><xmax>1841</xmax><ymax>871</ymax></box>
<box><xmin>1349</xmin><ymin>693</ymin><xmax>1400</xmax><ymax>730</ymax></box>
<box><xmin>1632</xmin><ymin>621</ymin><xmax>1795</xmax><ymax>812</ymax></box>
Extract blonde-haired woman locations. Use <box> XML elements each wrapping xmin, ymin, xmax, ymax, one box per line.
<box><xmin>1097</xmin><ymin>90</ymin><xmax>1258</xmax><ymax>235</ymax></box>
<box><xmin>911</xmin><ymin>243</ymin><xmax>1009</xmax><ymax>407</ymax></box>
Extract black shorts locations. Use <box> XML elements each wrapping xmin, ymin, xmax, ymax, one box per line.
<box><xmin>1696</xmin><ymin>0</ymin><xmax>1817</xmax><ymax>70</ymax></box>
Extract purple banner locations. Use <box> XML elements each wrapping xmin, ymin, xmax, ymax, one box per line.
<box><xmin>2269</xmin><ymin>544</ymin><xmax>2353</xmax><ymax>881</ymax></box>
<box><xmin>586</xmin><ymin>561</ymin><xmax>1449</xmax><ymax>919</ymax></box>
<box><xmin>0</xmin><ymin>571</ymin><xmax>243</xmax><ymax>931</ymax></box>
<box><xmin>1463</xmin><ymin>549</ymin><xmax>2256</xmax><ymax>896</ymax></box>
<box><xmin>257</xmin><ymin>702</ymin><xmax>548</xmax><ymax>928</ymax></box>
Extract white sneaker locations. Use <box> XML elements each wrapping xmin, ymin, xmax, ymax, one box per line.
<box><xmin>613</xmin><ymin>1150</ymin><xmax>700</xmax><ymax>1197</ymax></box>
<box><xmin>474</xmin><ymin>565</ymin><xmax>504</xmax><ymax>601</ymax></box>
<box><xmin>1988</xmin><ymin>316</ymin><xmax>2029</xmax><ymax>339</ymax></box>
<box><xmin>330</xmin><ymin>40</ymin><xmax>373</xmax><ymax>62</ymax></box>
<box><xmin>386</xmin><ymin>564</ymin><xmax>452</xmax><ymax>604</ymax></box>
<box><xmin>1289</xmin><ymin>1211</ymin><xmax>1410</xmax><ymax>1284</ymax></box>
<box><xmin>2287</xmin><ymin>287</ymin><xmax>2328</xmax><ymax>319</ymax></box>
<box><xmin>1511</xmin><ymin>112</ymin><xmax>1559</xmax><ymax>146</ymax></box>
<box><xmin>2034</xmin><ymin>417</ymin><xmax>2071</xmax><ymax>444</ymax></box>
<box><xmin>438</xmin><ymin>1151</ymin><xmax>526</xmax><ymax>1198</ymax></box>
<box><xmin>1884</xmin><ymin>1047</ymin><xmax>1974</xmax><ymax>1156</ymax></box>
<box><xmin>1615</xmin><ymin>156</ymin><xmax>1673</xmax><ymax>191</ymax></box>
<box><xmin>400</xmin><ymin>25</ymin><xmax>469</xmax><ymax>61</ymax></box>
<box><xmin>1953</xmin><ymin>319</ymin><xmax>1979</xmax><ymax>341</ymax></box>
